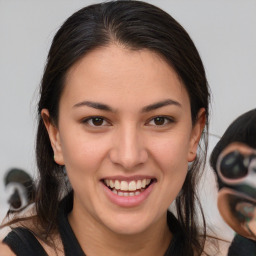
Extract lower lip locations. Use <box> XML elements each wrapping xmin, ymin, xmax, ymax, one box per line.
<box><xmin>102</xmin><ymin>182</ymin><xmax>155</xmax><ymax>207</ymax></box>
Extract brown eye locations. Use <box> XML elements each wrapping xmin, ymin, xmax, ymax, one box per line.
<box><xmin>153</xmin><ymin>117</ymin><xmax>165</xmax><ymax>125</ymax></box>
<box><xmin>83</xmin><ymin>117</ymin><xmax>109</xmax><ymax>127</ymax></box>
<box><xmin>91</xmin><ymin>117</ymin><xmax>104</xmax><ymax>126</ymax></box>
<box><xmin>147</xmin><ymin>116</ymin><xmax>173</xmax><ymax>126</ymax></box>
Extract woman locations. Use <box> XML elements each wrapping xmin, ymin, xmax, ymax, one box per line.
<box><xmin>1</xmin><ymin>1</ymin><xmax>212</xmax><ymax>255</ymax></box>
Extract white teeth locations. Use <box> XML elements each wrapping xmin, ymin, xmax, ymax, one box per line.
<box><xmin>110</xmin><ymin>180</ymin><xmax>114</xmax><ymax>188</ymax></box>
<box><xmin>110</xmin><ymin>189</ymin><xmax>146</xmax><ymax>197</ymax></box>
<box><xmin>120</xmin><ymin>181</ymin><xmax>129</xmax><ymax>190</ymax></box>
<box><xmin>112</xmin><ymin>190</ymin><xmax>140</xmax><ymax>197</ymax></box>
<box><xmin>104</xmin><ymin>178</ymin><xmax>153</xmax><ymax>192</ymax></box>
<box><xmin>128</xmin><ymin>181</ymin><xmax>137</xmax><ymax>191</ymax></box>
<box><xmin>141</xmin><ymin>179</ymin><xmax>146</xmax><ymax>188</ymax></box>
<box><xmin>117</xmin><ymin>191</ymin><xmax>124</xmax><ymax>196</ymax></box>
<box><xmin>136</xmin><ymin>180</ymin><xmax>142</xmax><ymax>189</ymax></box>
<box><xmin>114</xmin><ymin>180</ymin><xmax>120</xmax><ymax>190</ymax></box>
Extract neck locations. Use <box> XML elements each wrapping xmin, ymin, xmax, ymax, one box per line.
<box><xmin>68</xmin><ymin>200</ymin><xmax>172</xmax><ymax>256</ymax></box>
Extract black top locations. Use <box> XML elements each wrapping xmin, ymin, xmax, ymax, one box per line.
<box><xmin>228</xmin><ymin>234</ymin><xmax>256</xmax><ymax>256</ymax></box>
<box><xmin>3</xmin><ymin>227</ymin><xmax>48</xmax><ymax>256</ymax></box>
<box><xmin>3</xmin><ymin>192</ymin><xmax>183</xmax><ymax>256</ymax></box>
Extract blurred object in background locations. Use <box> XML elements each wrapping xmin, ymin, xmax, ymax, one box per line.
<box><xmin>217</xmin><ymin>143</ymin><xmax>256</xmax><ymax>240</ymax></box>
<box><xmin>210</xmin><ymin>108</ymin><xmax>256</xmax><ymax>255</ymax></box>
<box><xmin>4</xmin><ymin>168</ymin><xmax>35</xmax><ymax>213</ymax></box>
<box><xmin>0</xmin><ymin>168</ymin><xmax>35</xmax><ymax>239</ymax></box>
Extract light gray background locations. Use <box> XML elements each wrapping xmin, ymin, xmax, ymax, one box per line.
<box><xmin>0</xmin><ymin>0</ymin><xmax>256</xmax><ymax>240</ymax></box>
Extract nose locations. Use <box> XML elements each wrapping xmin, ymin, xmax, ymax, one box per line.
<box><xmin>109</xmin><ymin>125</ymin><xmax>148</xmax><ymax>170</ymax></box>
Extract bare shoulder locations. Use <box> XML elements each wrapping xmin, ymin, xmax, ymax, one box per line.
<box><xmin>0</xmin><ymin>242</ymin><xmax>16</xmax><ymax>256</ymax></box>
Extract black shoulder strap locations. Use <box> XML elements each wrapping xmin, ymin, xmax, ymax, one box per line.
<box><xmin>3</xmin><ymin>227</ymin><xmax>48</xmax><ymax>256</ymax></box>
<box><xmin>58</xmin><ymin>192</ymin><xmax>86</xmax><ymax>256</ymax></box>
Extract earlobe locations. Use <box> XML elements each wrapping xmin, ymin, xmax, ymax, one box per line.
<box><xmin>188</xmin><ymin>108</ymin><xmax>206</xmax><ymax>162</ymax></box>
<box><xmin>41</xmin><ymin>109</ymin><xmax>64</xmax><ymax>165</ymax></box>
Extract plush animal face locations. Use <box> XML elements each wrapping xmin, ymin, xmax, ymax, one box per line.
<box><xmin>3</xmin><ymin>168</ymin><xmax>34</xmax><ymax>215</ymax></box>
<box><xmin>217</xmin><ymin>142</ymin><xmax>256</xmax><ymax>240</ymax></box>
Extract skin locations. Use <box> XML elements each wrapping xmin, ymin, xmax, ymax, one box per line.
<box><xmin>0</xmin><ymin>243</ymin><xmax>15</xmax><ymax>256</ymax></box>
<box><xmin>41</xmin><ymin>44</ymin><xmax>205</xmax><ymax>256</ymax></box>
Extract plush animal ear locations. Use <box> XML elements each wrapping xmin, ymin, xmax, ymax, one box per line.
<box><xmin>41</xmin><ymin>109</ymin><xmax>64</xmax><ymax>165</ymax></box>
<box><xmin>187</xmin><ymin>108</ymin><xmax>206</xmax><ymax>162</ymax></box>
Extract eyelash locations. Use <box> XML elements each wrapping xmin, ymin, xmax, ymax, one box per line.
<box><xmin>146</xmin><ymin>116</ymin><xmax>174</xmax><ymax>126</ymax></box>
<box><xmin>82</xmin><ymin>116</ymin><xmax>111</xmax><ymax>127</ymax></box>
<box><xmin>82</xmin><ymin>116</ymin><xmax>174</xmax><ymax>128</ymax></box>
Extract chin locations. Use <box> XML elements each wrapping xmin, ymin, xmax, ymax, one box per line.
<box><xmin>108</xmin><ymin>222</ymin><xmax>149</xmax><ymax>236</ymax></box>
<box><xmin>101</xmin><ymin>211</ymin><xmax>160</xmax><ymax>236</ymax></box>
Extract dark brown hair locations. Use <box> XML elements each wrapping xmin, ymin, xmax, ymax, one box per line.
<box><xmin>5</xmin><ymin>1</ymin><xmax>210</xmax><ymax>255</ymax></box>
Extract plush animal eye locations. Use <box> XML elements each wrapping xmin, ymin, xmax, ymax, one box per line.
<box><xmin>220</xmin><ymin>151</ymin><xmax>248</xmax><ymax>179</ymax></box>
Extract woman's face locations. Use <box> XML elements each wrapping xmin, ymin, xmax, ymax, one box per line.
<box><xmin>43</xmin><ymin>44</ymin><xmax>205</xmax><ymax>235</ymax></box>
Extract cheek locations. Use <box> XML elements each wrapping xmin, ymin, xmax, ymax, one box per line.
<box><xmin>60</xmin><ymin>132</ymin><xmax>110</xmax><ymax>175</ymax></box>
<box><xmin>150</xmin><ymin>134</ymin><xmax>190</xmax><ymax>171</ymax></box>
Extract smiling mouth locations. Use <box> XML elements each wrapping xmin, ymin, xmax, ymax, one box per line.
<box><xmin>102</xmin><ymin>178</ymin><xmax>156</xmax><ymax>197</ymax></box>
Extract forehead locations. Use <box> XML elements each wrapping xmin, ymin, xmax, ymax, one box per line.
<box><xmin>61</xmin><ymin>44</ymin><xmax>189</xmax><ymax>109</ymax></box>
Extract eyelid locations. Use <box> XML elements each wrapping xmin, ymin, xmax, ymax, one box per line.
<box><xmin>81</xmin><ymin>115</ymin><xmax>174</xmax><ymax>127</ymax></box>
<box><xmin>146</xmin><ymin>115</ymin><xmax>175</xmax><ymax>126</ymax></box>
<box><xmin>82</xmin><ymin>116</ymin><xmax>112</xmax><ymax>127</ymax></box>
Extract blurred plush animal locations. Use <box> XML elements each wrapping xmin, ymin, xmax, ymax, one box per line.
<box><xmin>4</xmin><ymin>168</ymin><xmax>35</xmax><ymax>213</ymax></box>
<box><xmin>210</xmin><ymin>109</ymin><xmax>256</xmax><ymax>255</ymax></box>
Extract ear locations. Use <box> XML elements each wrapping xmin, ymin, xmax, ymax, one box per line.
<box><xmin>187</xmin><ymin>108</ymin><xmax>206</xmax><ymax>162</ymax></box>
<box><xmin>41</xmin><ymin>109</ymin><xmax>64</xmax><ymax>165</ymax></box>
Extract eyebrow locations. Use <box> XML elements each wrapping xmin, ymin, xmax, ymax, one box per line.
<box><xmin>141</xmin><ymin>99</ymin><xmax>181</xmax><ymax>112</ymax></box>
<box><xmin>73</xmin><ymin>101</ymin><xmax>114</xmax><ymax>112</ymax></box>
<box><xmin>73</xmin><ymin>99</ymin><xmax>181</xmax><ymax>112</ymax></box>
